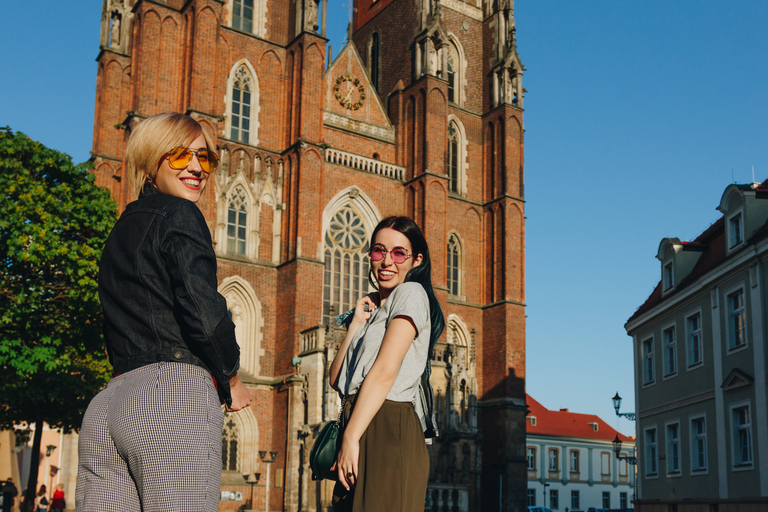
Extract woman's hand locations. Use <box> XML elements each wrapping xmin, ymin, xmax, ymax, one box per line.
<box><xmin>227</xmin><ymin>373</ymin><xmax>252</xmax><ymax>412</ymax></box>
<box><xmin>332</xmin><ymin>432</ymin><xmax>360</xmax><ymax>490</ymax></box>
<box><xmin>351</xmin><ymin>293</ymin><xmax>379</xmax><ymax>326</ymax></box>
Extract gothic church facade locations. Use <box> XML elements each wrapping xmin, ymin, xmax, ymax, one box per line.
<box><xmin>91</xmin><ymin>0</ymin><xmax>527</xmax><ymax>510</ymax></box>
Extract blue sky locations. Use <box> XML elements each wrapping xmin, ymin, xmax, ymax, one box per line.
<box><xmin>3</xmin><ymin>1</ymin><xmax>767</xmax><ymax>437</ymax></box>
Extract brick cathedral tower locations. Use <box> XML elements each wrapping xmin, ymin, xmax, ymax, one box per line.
<box><xmin>89</xmin><ymin>0</ymin><xmax>526</xmax><ymax>510</ymax></box>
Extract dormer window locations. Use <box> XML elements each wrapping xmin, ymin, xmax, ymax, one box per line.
<box><xmin>663</xmin><ymin>261</ymin><xmax>674</xmax><ymax>291</ymax></box>
<box><xmin>729</xmin><ymin>211</ymin><xmax>744</xmax><ymax>249</ymax></box>
<box><xmin>528</xmin><ymin>416</ymin><xmax>537</xmax><ymax>426</ymax></box>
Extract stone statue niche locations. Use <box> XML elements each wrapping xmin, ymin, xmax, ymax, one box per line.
<box><xmin>110</xmin><ymin>11</ymin><xmax>121</xmax><ymax>48</ymax></box>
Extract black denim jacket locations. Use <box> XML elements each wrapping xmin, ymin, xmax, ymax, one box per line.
<box><xmin>99</xmin><ymin>186</ymin><xmax>240</xmax><ymax>405</ymax></box>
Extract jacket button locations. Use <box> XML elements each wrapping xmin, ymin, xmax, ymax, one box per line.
<box><xmin>174</xmin><ymin>351</ymin><xmax>182</xmax><ymax>360</ymax></box>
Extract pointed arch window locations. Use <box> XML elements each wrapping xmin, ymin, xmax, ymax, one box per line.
<box><xmin>448</xmin><ymin>123</ymin><xmax>460</xmax><ymax>194</ymax></box>
<box><xmin>227</xmin><ymin>186</ymin><xmax>248</xmax><ymax>255</ymax></box>
<box><xmin>230</xmin><ymin>66</ymin><xmax>253</xmax><ymax>144</ymax></box>
<box><xmin>323</xmin><ymin>205</ymin><xmax>370</xmax><ymax>325</ymax></box>
<box><xmin>447</xmin><ymin>56</ymin><xmax>456</xmax><ymax>103</ymax></box>
<box><xmin>222</xmin><ymin>416</ymin><xmax>239</xmax><ymax>472</ymax></box>
<box><xmin>447</xmin><ymin>233</ymin><xmax>461</xmax><ymax>297</ymax></box>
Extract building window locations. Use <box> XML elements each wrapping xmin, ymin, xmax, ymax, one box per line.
<box><xmin>447</xmin><ymin>233</ymin><xmax>461</xmax><ymax>296</ymax></box>
<box><xmin>602</xmin><ymin>492</ymin><xmax>610</xmax><ymax>509</ymax></box>
<box><xmin>527</xmin><ymin>447</ymin><xmax>536</xmax><ymax>471</ymax></box>
<box><xmin>527</xmin><ymin>489</ymin><xmax>536</xmax><ymax>506</ymax></box>
<box><xmin>226</xmin><ymin>186</ymin><xmax>248</xmax><ymax>255</ymax></box>
<box><xmin>645</xmin><ymin>428</ymin><xmax>658</xmax><ymax>476</ymax></box>
<box><xmin>687</xmin><ymin>312</ymin><xmax>703</xmax><ymax>367</ymax></box>
<box><xmin>570</xmin><ymin>490</ymin><xmax>580</xmax><ymax>511</ymax></box>
<box><xmin>221</xmin><ymin>417</ymin><xmax>239</xmax><ymax>471</ymax></box>
<box><xmin>231</xmin><ymin>70</ymin><xmax>252</xmax><ymax>143</ymax></box>
<box><xmin>620</xmin><ymin>493</ymin><xmax>628</xmax><ymax>509</ymax></box>
<box><xmin>664</xmin><ymin>326</ymin><xmax>677</xmax><ymax>377</ymax></box>
<box><xmin>643</xmin><ymin>337</ymin><xmax>655</xmax><ymax>385</ymax></box>
<box><xmin>663</xmin><ymin>261</ymin><xmax>674</xmax><ymax>291</ymax></box>
<box><xmin>600</xmin><ymin>451</ymin><xmax>611</xmax><ymax>479</ymax></box>
<box><xmin>667</xmin><ymin>422</ymin><xmax>680</xmax><ymax>474</ymax></box>
<box><xmin>448</xmin><ymin>122</ymin><xmax>459</xmax><ymax>193</ymax></box>
<box><xmin>323</xmin><ymin>204</ymin><xmax>370</xmax><ymax>325</ymax></box>
<box><xmin>447</xmin><ymin>58</ymin><xmax>456</xmax><ymax>103</ymax></box>
<box><xmin>729</xmin><ymin>211</ymin><xmax>743</xmax><ymax>248</ymax></box>
<box><xmin>619</xmin><ymin>457</ymin><xmax>628</xmax><ymax>479</ymax></box>
<box><xmin>550</xmin><ymin>489</ymin><xmax>559</xmax><ymax>510</ymax></box>
<box><xmin>549</xmin><ymin>448</ymin><xmax>559</xmax><ymax>472</ymax></box>
<box><xmin>569</xmin><ymin>450</ymin><xmax>579</xmax><ymax>473</ymax></box>
<box><xmin>732</xmin><ymin>405</ymin><xmax>752</xmax><ymax>466</ymax></box>
<box><xmin>232</xmin><ymin>0</ymin><xmax>253</xmax><ymax>32</ymax></box>
<box><xmin>691</xmin><ymin>416</ymin><xmax>707</xmax><ymax>471</ymax></box>
<box><xmin>728</xmin><ymin>289</ymin><xmax>746</xmax><ymax>349</ymax></box>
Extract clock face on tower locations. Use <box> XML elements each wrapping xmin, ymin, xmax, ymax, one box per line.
<box><xmin>333</xmin><ymin>72</ymin><xmax>366</xmax><ymax>110</ymax></box>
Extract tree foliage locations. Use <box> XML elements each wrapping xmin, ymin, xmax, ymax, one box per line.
<box><xmin>0</xmin><ymin>127</ymin><xmax>117</xmax><ymax>432</ymax></box>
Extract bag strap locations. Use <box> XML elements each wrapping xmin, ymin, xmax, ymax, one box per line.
<box><xmin>335</xmin><ymin>395</ymin><xmax>347</xmax><ymax>426</ymax></box>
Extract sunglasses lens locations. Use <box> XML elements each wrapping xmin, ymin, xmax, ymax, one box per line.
<box><xmin>168</xmin><ymin>147</ymin><xmax>193</xmax><ymax>169</ymax></box>
<box><xmin>391</xmin><ymin>249</ymin><xmax>408</xmax><ymax>263</ymax></box>
<box><xmin>198</xmin><ymin>149</ymin><xmax>218</xmax><ymax>173</ymax></box>
<box><xmin>370</xmin><ymin>247</ymin><xmax>385</xmax><ymax>261</ymax></box>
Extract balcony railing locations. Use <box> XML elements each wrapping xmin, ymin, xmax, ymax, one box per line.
<box><xmin>325</xmin><ymin>148</ymin><xmax>404</xmax><ymax>181</ymax></box>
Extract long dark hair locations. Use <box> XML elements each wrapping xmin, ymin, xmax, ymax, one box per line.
<box><xmin>368</xmin><ymin>216</ymin><xmax>445</xmax><ymax>350</ymax></box>
<box><xmin>369</xmin><ymin>216</ymin><xmax>444</xmax><ymax>437</ymax></box>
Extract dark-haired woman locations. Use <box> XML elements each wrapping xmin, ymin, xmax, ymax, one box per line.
<box><xmin>329</xmin><ymin>216</ymin><xmax>444</xmax><ymax>512</ymax></box>
<box><xmin>76</xmin><ymin>113</ymin><xmax>251</xmax><ymax>512</ymax></box>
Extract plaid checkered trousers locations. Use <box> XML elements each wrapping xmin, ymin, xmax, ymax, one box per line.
<box><xmin>76</xmin><ymin>362</ymin><xmax>224</xmax><ymax>512</ymax></box>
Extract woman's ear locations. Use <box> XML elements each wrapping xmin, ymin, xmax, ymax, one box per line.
<box><xmin>412</xmin><ymin>253</ymin><xmax>423</xmax><ymax>267</ymax></box>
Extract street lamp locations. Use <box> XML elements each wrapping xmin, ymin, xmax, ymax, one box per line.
<box><xmin>259</xmin><ymin>450</ymin><xmax>278</xmax><ymax>512</ymax></box>
<box><xmin>242</xmin><ymin>472</ymin><xmax>260</xmax><ymax>510</ymax></box>
<box><xmin>612</xmin><ymin>392</ymin><xmax>636</xmax><ymax>421</ymax></box>
<box><xmin>44</xmin><ymin>445</ymin><xmax>56</xmax><ymax>491</ymax></box>
<box><xmin>542</xmin><ymin>482</ymin><xmax>550</xmax><ymax>508</ymax></box>
<box><xmin>612</xmin><ymin>435</ymin><xmax>637</xmax><ymax>465</ymax></box>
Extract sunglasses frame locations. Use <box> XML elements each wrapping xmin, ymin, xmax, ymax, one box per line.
<box><xmin>368</xmin><ymin>245</ymin><xmax>413</xmax><ymax>264</ymax></box>
<box><xmin>165</xmin><ymin>146</ymin><xmax>219</xmax><ymax>174</ymax></box>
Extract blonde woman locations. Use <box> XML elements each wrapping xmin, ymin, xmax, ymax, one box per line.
<box><xmin>77</xmin><ymin>113</ymin><xmax>250</xmax><ymax>512</ymax></box>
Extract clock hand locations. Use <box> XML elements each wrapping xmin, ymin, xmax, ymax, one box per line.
<box><xmin>343</xmin><ymin>85</ymin><xmax>354</xmax><ymax>104</ymax></box>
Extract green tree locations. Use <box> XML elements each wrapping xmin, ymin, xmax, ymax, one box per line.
<box><xmin>0</xmin><ymin>127</ymin><xmax>116</xmax><ymax>512</ymax></box>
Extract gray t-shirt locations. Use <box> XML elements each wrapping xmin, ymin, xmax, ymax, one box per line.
<box><xmin>338</xmin><ymin>282</ymin><xmax>431</xmax><ymax>405</ymax></box>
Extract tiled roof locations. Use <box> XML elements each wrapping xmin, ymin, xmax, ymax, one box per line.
<box><xmin>627</xmin><ymin>180</ymin><xmax>768</xmax><ymax>324</ymax></box>
<box><xmin>526</xmin><ymin>394</ymin><xmax>634</xmax><ymax>443</ymax></box>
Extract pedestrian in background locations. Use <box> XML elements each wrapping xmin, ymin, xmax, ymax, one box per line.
<box><xmin>76</xmin><ymin>113</ymin><xmax>251</xmax><ymax>512</ymax></box>
<box><xmin>49</xmin><ymin>484</ymin><xmax>64</xmax><ymax>512</ymax></box>
<box><xmin>1</xmin><ymin>479</ymin><xmax>17</xmax><ymax>512</ymax></box>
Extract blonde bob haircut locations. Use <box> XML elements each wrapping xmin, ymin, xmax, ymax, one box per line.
<box><xmin>125</xmin><ymin>112</ymin><xmax>216</xmax><ymax>198</ymax></box>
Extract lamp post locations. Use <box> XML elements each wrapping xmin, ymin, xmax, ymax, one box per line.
<box><xmin>44</xmin><ymin>445</ymin><xmax>56</xmax><ymax>492</ymax></box>
<box><xmin>259</xmin><ymin>450</ymin><xmax>278</xmax><ymax>512</ymax></box>
<box><xmin>542</xmin><ymin>482</ymin><xmax>550</xmax><ymax>508</ymax></box>
<box><xmin>612</xmin><ymin>392</ymin><xmax>636</xmax><ymax>421</ymax></box>
<box><xmin>612</xmin><ymin>435</ymin><xmax>637</xmax><ymax>465</ymax></box>
<box><xmin>242</xmin><ymin>472</ymin><xmax>260</xmax><ymax>510</ymax></box>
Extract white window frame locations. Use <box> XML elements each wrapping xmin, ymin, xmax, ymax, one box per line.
<box><xmin>642</xmin><ymin>336</ymin><xmax>655</xmax><ymax>386</ymax></box>
<box><xmin>644</xmin><ymin>426</ymin><xmax>659</xmax><ymax>478</ymax></box>
<box><xmin>224</xmin><ymin>60</ymin><xmax>260</xmax><ymax>147</ymax></box>
<box><xmin>665</xmin><ymin>420</ymin><xmax>681</xmax><ymax>476</ymax></box>
<box><xmin>602</xmin><ymin>491</ymin><xmax>610</xmax><ymax>509</ymax></box>
<box><xmin>548</xmin><ymin>448</ymin><xmax>559</xmax><ymax>472</ymax></box>
<box><xmin>446</xmin><ymin>115</ymin><xmax>468</xmax><ymax>196</ymax></box>
<box><xmin>689</xmin><ymin>414</ymin><xmax>708</xmax><ymax>474</ymax></box>
<box><xmin>662</xmin><ymin>323</ymin><xmax>677</xmax><ymax>379</ymax></box>
<box><xmin>730</xmin><ymin>401</ymin><xmax>753</xmax><ymax>469</ymax></box>
<box><xmin>569</xmin><ymin>449</ymin><xmax>579</xmax><ymax>474</ymax></box>
<box><xmin>686</xmin><ymin>309</ymin><xmax>704</xmax><ymax>370</ymax></box>
<box><xmin>570</xmin><ymin>490</ymin><xmax>580</xmax><ymax>511</ymax></box>
<box><xmin>725</xmin><ymin>285</ymin><xmax>748</xmax><ymax>352</ymax></box>
<box><xmin>727</xmin><ymin>209</ymin><xmax>744</xmax><ymax>250</ymax></box>
<box><xmin>663</xmin><ymin>260</ymin><xmax>674</xmax><ymax>292</ymax></box>
<box><xmin>227</xmin><ymin>0</ymin><xmax>267</xmax><ymax>38</ymax></box>
<box><xmin>550</xmin><ymin>489</ymin><xmax>559</xmax><ymax>510</ymax></box>
<box><xmin>447</xmin><ymin>231</ymin><xmax>463</xmax><ymax>298</ymax></box>
<box><xmin>527</xmin><ymin>447</ymin><xmax>536</xmax><ymax>471</ymax></box>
